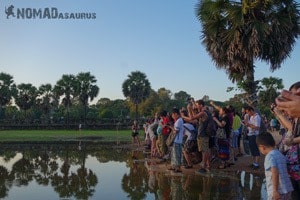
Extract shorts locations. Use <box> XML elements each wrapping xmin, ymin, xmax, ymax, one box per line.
<box><xmin>248</xmin><ymin>135</ymin><xmax>260</xmax><ymax>157</ymax></box>
<box><xmin>197</xmin><ymin>137</ymin><xmax>209</xmax><ymax>153</ymax></box>
<box><xmin>132</xmin><ymin>131</ymin><xmax>139</xmax><ymax>137</ymax></box>
<box><xmin>183</xmin><ymin>140</ymin><xmax>197</xmax><ymax>153</ymax></box>
<box><xmin>209</xmin><ymin>136</ymin><xmax>216</xmax><ymax>149</ymax></box>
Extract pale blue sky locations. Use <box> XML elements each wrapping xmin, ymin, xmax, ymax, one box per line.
<box><xmin>1</xmin><ymin>0</ymin><xmax>299</xmax><ymax>103</ymax></box>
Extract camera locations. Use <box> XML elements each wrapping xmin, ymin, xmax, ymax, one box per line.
<box><xmin>270</xmin><ymin>103</ymin><xmax>276</xmax><ymax>111</ymax></box>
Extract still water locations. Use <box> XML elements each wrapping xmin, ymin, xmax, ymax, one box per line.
<box><xmin>0</xmin><ymin>142</ymin><xmax>266</xmax><ymax>200</ymax></box>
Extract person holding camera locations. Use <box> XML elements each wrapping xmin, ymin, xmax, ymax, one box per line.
<box><xmin>243</xmin><ymin>105</ymin><xmax>261</xmax><ymax>170</ymax></box>
<box><xmin>275</xmin><ymin>82</ymin><xmax>300</xmax><ymax>118</ymax></box>
<box><xmin>272</xmin><ymin>81</ymin><xmax>300</xmax><ymax>199</ymax></box>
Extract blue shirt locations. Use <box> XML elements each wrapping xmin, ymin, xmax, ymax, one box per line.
<box><xmin>173</xmin><ymin>117</ymin><xmax>184</xmax><ymax>144</ymax></box>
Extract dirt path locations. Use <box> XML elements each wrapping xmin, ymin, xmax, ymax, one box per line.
<box><xmin>119</xmin><ymin>131</ymin><xmax>285</xmax><ymax>177</ymax></box>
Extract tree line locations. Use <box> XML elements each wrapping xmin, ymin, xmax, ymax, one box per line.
<box><xmin>0</xmin><ymin>71</ymin><xmax>284</xmax><ymax>129</ymax></box>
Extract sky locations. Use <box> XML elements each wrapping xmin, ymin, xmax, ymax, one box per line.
<box><xmin>0</xmin><ymin>0</ymin><xmax>300</xmax><ymax>103</ymax></box>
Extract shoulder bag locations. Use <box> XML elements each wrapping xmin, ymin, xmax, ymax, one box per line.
<box><xmin>166</xmin><ymin>132</ymin><xmax>177</xmax><ymax>147</ymax></box>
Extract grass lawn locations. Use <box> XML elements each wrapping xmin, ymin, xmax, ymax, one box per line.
<box><xmin>0</xmin><ymin>129</ymin><xmax>140</xmax><ymax>142</ymax></box>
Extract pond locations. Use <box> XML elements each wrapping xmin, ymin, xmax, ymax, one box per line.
<box><xmin>0</xmin><ymin>142</ymin><xmax>267</xmax><ymax>199</ymax></box>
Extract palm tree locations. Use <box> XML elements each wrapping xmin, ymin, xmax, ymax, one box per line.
<box><xmin>75</xmin><ymin>72</ymin><xmax>99</xmax><ymax>125</ymax></box>
<box><xmin>37</xmin><ymin>83</ymin><xmax>55</xmax><ymax>124</ymax></box>
<box><xmin>54</xmin><ymin>74</ymin><xmax>77</xmax><ymax>126</ymax></box>
<box><xmin>196</xmin><ymin>0</ymin><xmax>300</xmax><ymax>107</ymax></box>
<box><xmin>122</xmin><ymin>71</ymin><xmax>151</xmax><ymax>121</ymax></box>
<box><xmin>14</xmin><ymin>83</ymin><xmax>38</xmax><ymax>121</ymax></box>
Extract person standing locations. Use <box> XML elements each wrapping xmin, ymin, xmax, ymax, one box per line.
<box><xmin>213</xmin><ymin>106</ymin><xmax>231</xmax><ymax>169</ymax></box>
<box><xmin>167</xmin><ymin>108</ymin><xmax>184</xmax><ymax>172</ymax></box>
<box><xmin>243</xmin><ymin>106</ymin><xmax>261</xmax><ymax>169</ymax></box>
<box><xmin>272</xmin><ymin>81</ymin><xmax>300</xmax><ymax>199</ymax></box>
<box><xmin>131</xmin><ymin>120</ymin><xmax>141</xmax><ymax>147</ymax></box>
<box><xmin>256</xmin><ymin>132</ymin><xmax>293</xmax><ymax>200</ymax></box>
<box><xmin>231</xmin><ymin>110</ymin><xmax>242</xmax><ymax>161</ymax></box>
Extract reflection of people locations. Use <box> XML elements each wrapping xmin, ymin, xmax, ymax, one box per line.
<box><xmin>131</xmin><ymin>120</ymin><xmax>140</xmax><ymax>147</ymax></box>
<box><xmin>256</xmin><ymin>132</ymin><xmax>293</xmax><ymax>200</ymax></box>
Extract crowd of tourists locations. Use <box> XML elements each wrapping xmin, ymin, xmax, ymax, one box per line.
<box><xmin>131</xmin><ymin>81</ymin><xmax>300</xmax><ymax>200</ymax></box>
<box><xmin>137</xmin><ymin>99</ymin><xmax>259</xmax><ymax>172</ymax></box>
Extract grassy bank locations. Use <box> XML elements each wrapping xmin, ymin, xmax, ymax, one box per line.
<box><xmin>0</xmin><ymin>129</ymin><xmax>137</xmax><ymax>142</ymax></box>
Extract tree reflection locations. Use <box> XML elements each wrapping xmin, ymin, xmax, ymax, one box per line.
<box><xmin>0</xmin><ymin>166</ymin><xmax>9</xmax><ymax>198</ymax></box>
<box><xmin>11</xmin><ymin>156</ymin><xmax>34</xmax><ymax>186</ymax></box>
<box><xmin>34</xmin><ymin>149</ymin><xmax>58</xmax><ymax>186</ymax></box>
<box><xmin>51</xmin><ymin>144</ymin><xmax>98</xmax><ymax>199</ymax></box>
<box><xmin>121</xmin><ymin>150</ymin><xmax>148</xmax><ymax>200</ymax></box>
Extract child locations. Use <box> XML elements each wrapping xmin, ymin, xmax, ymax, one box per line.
<box><xmin>256</xmin><ymin>132</ymin><xmax>293</xmax><ymax>200</ymax></box>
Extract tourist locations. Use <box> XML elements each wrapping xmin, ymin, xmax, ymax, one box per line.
<box><xmin>185</xmin><ymin>99</ymin><xmax>212</xmax><ymax>172</ymax></box>
<box><xmin>160</xmin><ymin>110</ymin><xmax>172</xmax><ymax>159</ymax></box>
<box><xmin>243</xmin><ymin>105</ymin><xmax>261</xmax><ymax>170</ymax></box>
<box><xmin>167</xmin><ymin>108</ymin><xmax>184</xmax><ymax>173</ymax></box>
<box><xmin>275</xmin><ymin>82</ymin><xmax>300</xmax><ymax>118</ymax></box>
<box><xmin>231</xmin><ymin>109</ymin><xmax>242</xmax><ymax>162</ymax></box>
<box><xmin>212</xmin><ymin>106</ymin><xmax>231</xmax><ymax>169</ymax></box>
<box><xmin>182</xmin><ymin>122</ymin><xmax>197</xmax><ymax>169</ymax></box>
<box><xmin>148</xmin><ymin>114</ymin><xmax>159</xmax><ymax>157</ymax></box>
<box><xmin>256</xmin><ymin>132</ymin><xmax>293</xmax><ymax>200</ymax></box>
<box><xmin>272</xmin><ymin>81</ymin><xmax>300</xmax><ymax>199</ymax></box>
<box><xmin>131</xmin><ymin>120</ymin><xmax>140</xmax><ymax>147</ymax></box>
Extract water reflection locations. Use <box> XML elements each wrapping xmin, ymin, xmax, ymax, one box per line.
<box><xmin>0</xmin><ymin>143</ymin><xmax>266</xmax><ymax>199</ymax></box>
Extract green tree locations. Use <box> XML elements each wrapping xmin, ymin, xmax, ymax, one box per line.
<box><xmin>174</xmin><ymin>91</ymin><xmax>191</xmax><ymax>102</ymax></box>
<box><xmin>122</xmin><ymin>71</ymin><xmax>151</xmax><ymax>121</ymax></box>
<box><xmin>0</xmin><ymin>72</ymin><xmax>17</xmax><ymax>120</ymax></box>
<box><xmin>257</xmin><ymin>76</ymin><xmax>284</xmax><ymax>117</ymax></box>
<box><xmin>196</xmin><ymin>0</ymin><xmax>300</xmax><ymax>107</ymax></box>
<box><xmin>75</xmin><ymin>72</ymin><xmax>99</xmax><ymax>125</ymax></box>
<box><xmin>258</xmin><ymin>77</ymin><xmax>284</xmax><ymax>105</ymax></box>
<box><xmin>54</xmin><ymin>74</ymin><xmax>77</xmax><ymax>126</ymax></box>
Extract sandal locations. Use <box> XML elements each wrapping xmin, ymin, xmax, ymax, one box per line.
<box><xmin>174</xmin><ymin>168</ymin><xmax>182</xmax><ymax>173</ymax></box>
<box><xmin>218</xmin><ymin>165</ymin><xmax>226</xmax><ymax>169</ymax></box>
<box><xmin>174</xmin><ymin>167</ymin><xmax>182</xmax><ymax>173</ymax></box>
<box><xmin>184</xmin><ymin>165</ymin><xmax>193</xmax><ymax>169</ymax></box>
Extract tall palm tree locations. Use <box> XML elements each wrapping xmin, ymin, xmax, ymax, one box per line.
<box><xmin>14</xmin><ymin>83</ymin><xmax>38</xmax><ymax>121</ymax></box>
<box><xmin>54</xmin><ymin>74</ymin><xmax>77</xmax><ymax>126</ymax></box>
<box><xmin>75</xmin><ymin>72</ymin><xmax>99</xmax><ymax>125</ymax></box>
<box><xmin>122</xmin><ymin>71</ymin><xmax>151</xmax><ymax>121</ymax></box>
<box><xmin>37</xmin><ymin>83</ymin><xmax>55</xmax><ymax>124</ymax></box>
<box><xmin>196</xmin><ymin>0</ymin><xmax>300</xmax><ymax>106</ymax></box>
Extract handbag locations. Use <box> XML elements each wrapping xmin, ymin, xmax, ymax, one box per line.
<box><xmin>166</xmin><ymin>132</ymin><xmax>177</xmax><ymax>147</ymax></box>
<box><xmin>216</xmin><ymin>128</ymin><xmax>226</xmax><ymax>139</ymax></box>
<box><xmin>286</xmin><ymin>144</ymin><xmax>300</xmax><ymax>181</ymax></box>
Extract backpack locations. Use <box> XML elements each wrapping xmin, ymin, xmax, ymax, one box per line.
<box><xmin>199</xmin><ymin>110</ymin><xmax>217</xmax><ymax>137</ymax></box>
<box><xmin>259</xmin><ymin>115</ymin><xmax>267</xmax><ymax>133</ymax></box>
